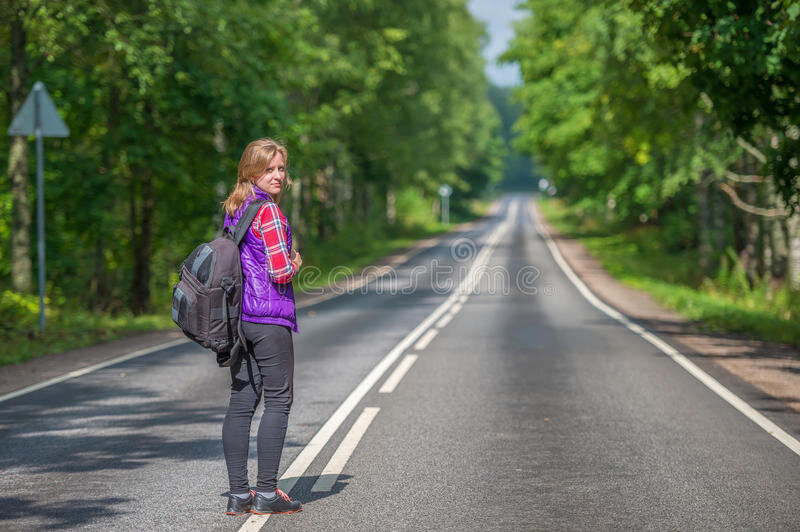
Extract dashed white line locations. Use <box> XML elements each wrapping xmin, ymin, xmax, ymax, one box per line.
<box><xmin>529</xmin><ymin>198</ymin><xmax>800</xmax><ymax>459</ymax></box>
<box><xmin>436</xmin><ymin>313</ymin><xmax>454</xmax><ymax>329</ymax></box>
<box><xmin>379</xmin><ymin>355</ymin><xmax>419</xmax><ymax>394</ymax></box>
<box><xmin>449</xmin><ymin>303</ymin><xmax>463</xmax><ymax>315</ymax></box>
<box><xmin>311</xmin><ymin>407</ymin><xmax>381</xmax><ymax>492</ymax></box>
<box><xmin>237</xmin><ymin>201</ymin><xmax>516</xmax><ymax>531</ymax></box>
<box><xmin>414</xmin><ymin>329</ymin><xmax>439</xmax><ymax>351</ymax></box>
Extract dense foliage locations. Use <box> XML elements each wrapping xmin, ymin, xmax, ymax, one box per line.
<box><xmin>504</xmin><ymin>0</ymin><xmax>800</xmax><ymax>294</ymax></box>
<box><xmin>1</xmin><ymin>0</ymin><xmax>504</xmax><ymax>315</ymax></box>
<box><xmin>488</xmin><ymin>84</ymin><xmax>536</xmax><ymax>191</ymax></box>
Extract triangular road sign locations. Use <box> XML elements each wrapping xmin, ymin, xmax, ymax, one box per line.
<box><xmin>7</xmin><ymin>81</ymin><xmax>70</xmax><ymax>137</ymax></box>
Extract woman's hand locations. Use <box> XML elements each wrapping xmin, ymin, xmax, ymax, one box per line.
<box><xmin>291</xmin><ymin>250</ymin><xmax>302</xmax><ymax>271</ymax></box>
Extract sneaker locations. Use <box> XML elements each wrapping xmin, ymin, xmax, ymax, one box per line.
<box><xmin>251</xmin><ymin>488</ymin><xmax>302</xmax><ymax>514</ymax></box>
<box><xmin>226</xmin><ymin>490</ymin><xmax>255</xmax><ymax>515</ymax></box>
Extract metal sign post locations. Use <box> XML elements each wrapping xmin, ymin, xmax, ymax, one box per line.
<box><xmin>438</xmin><ymin>184</ymin><xmax>452</xmax><ymax>225</ymax></box>
<box><xmin>8</xmin><ymin>82</ymin><xmax>70</xmax><ymax>331</ymax></box>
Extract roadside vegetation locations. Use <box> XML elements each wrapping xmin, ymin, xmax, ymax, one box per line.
<box><xmin>539</xmin><ymin>196</ymin><xmax>800</xmax><ymax>347</ymax></box>
<box><xmin>1</xmin><ymin>1</ymin><xmax>504</xmax><ymax>365</ymax></box>
<box><xmin>506</xmin><ymin>1</ymin><xmax>800</xmax><ymax>346</ymax></box>
<box><xmin>0</xmin><ymin>195</ymin><xmax>489</xmax><ymax>366</ymax></box>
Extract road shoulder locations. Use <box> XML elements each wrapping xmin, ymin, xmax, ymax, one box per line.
<box><xmin>533</xmin><ymin>198</ymin><xmax>800</xmax><ymax>414</ymax></box>
<box><xmin>0</xmin><ymin>329</ymin><xmax>187</xmax><ymax>397</ymax></box>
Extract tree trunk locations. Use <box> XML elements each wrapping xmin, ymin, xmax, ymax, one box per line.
<box><xmin>130</xmin><ymin>171</ymin><xmax>154</xmax><ymax>314</ymax></box>
<box><xmin>89</xmin><ymin>235</ymin><xmax>108</xmax><ymax>310</ymax></box>
<box><xmin>290</xmin><ymin>173</ymin><xmax>302</xmax><ymax>239</ymax></box>
<box><xmin>740</xmin><ymin>182</ymin><xmax>759</xmax><ymax>286</ymax></box>
<box><xmin>786</xmin><ymin>214</ymin><xmax>800</xmax><ymax>291</ymax></box>
<box><xmin>7</xmin><ymin>7</ymin><xmax>31</xmax><ymax>292</ymax></box>
<box><xmin>129</xmin><ymin>96</ymin><xmax>157</xmax><ymax>315</ymax></box>
<box><xmin>772</xmin><ymin>218</ymin><xmax>788</xmax><ymax>280</ymax></box>
<box><xmin>92</xmin><ymin>82</ymin><xmax>120</xmax><ymax>310</ymax></box>
<box><xmin>386</xmin><ymin>188</ymin><xmax>396</xmax><ymax>225</ymax></box>
<box><xmin>302</xmin><ymin>173</ymin><xmax>312</xmax><ymax>236</ymax></box>
<box><xmin>766</xmin><ymin>177</ymin><xmax>788</xmax><ymax>279</ymax></box>
<box><xmin>696</xmin><ymin>177</ymin><xmax>712</xmax><ymax>275</ymax></box>
<box><xmin>711</xmin><ymin>180</ymin><xmax>730</xmax><ymax>261</ymax></box>
<box><xmin>756</xmin><ymin>179</ymin><xmax>766</xmax><ymax>279</ymax></box>
<box><xmin>331</xmin><ymin>164</ymin><xmax>346</xmax><ymax>230</ymax></box>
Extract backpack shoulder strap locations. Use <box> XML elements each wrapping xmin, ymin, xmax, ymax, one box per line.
<box><xmin>231</xmin><ymin>199</ymin><xmax>269</xmax><ymax>246</ymax></box>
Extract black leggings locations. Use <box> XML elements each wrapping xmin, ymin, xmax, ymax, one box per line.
<box><xmin>222</xmin><ymin>322</ymin><xmax>294</xmax><ymax>494</ymax></box>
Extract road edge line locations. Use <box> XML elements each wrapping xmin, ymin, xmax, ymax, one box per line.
<box><xmin>0</xmin><ymin>338</ymin><xmax>190</xmax><ymax>403</ymax></box>
<box><xmin>529</xmin><ymin>197</ymin><xmax>800</xmax><ymax>458</ymax></box>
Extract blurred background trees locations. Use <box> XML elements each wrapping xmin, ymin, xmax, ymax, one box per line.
<box><xmin>4</xmin><ymin>0</ymin><xmax>798</xmax><ymax>345</ymax></box>
<box><xmin>505</xmin><ymin>0</ymin><xmax>800</xmax><ymax>299</ymax></box>
<box><xmin>1</xmin><ymin>0</ymin><xmax>504</xmax><ymax>317</ymax></box>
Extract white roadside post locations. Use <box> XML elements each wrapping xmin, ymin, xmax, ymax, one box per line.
<box><xmin>438</xmin><ymin>184</ymin><xmax>452</xmax><ymax>225</ymax></box>
<box><xmin>7</xmin><ymin>81</ymin><xmax>71</xmax><ymax>331</ymax></box>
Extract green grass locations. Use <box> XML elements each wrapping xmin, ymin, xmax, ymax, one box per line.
<box><xmin>1</xmin><ymin>197</ymin><xmax>490</xmax><ymax>367</ymax></box>
<box><xmin>0</xmin><ymin>295</ymin><xmax>174</xmax><ymax>366</ymax></box>
<box><xmin>537</xmin><ymin>196</ymin><xmax>800</xmax><ymax>347</ymax></box>
<box><xmin>295</xmin><ymin>233</ymin><xmax>433</xmax><ymax>292</ymax></box>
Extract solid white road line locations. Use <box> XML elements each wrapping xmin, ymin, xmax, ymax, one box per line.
<box><xmin>529</xmin><ymin>198</ymin><xmax>800</xmax><ymax>458</ymax></box>
<box><xmin>311</xmin><ymin>407</ymin><xmax>381</xmax><ymax>492</ymax></box>
<box><xmin>237</xmin><ymin>200</ymin><xmax>517</xmax><ymax>531</ymax></box>
<box><xmin>435</xmin><ymin>313</ymin><xmax>454</xmax><ymax>329</ymax></box>
<box><xmin>413</xmin><ymin>329</ymin><xmax>439</xmax><ymax>351</ymax></box>
<box><xmin>379</xmin><ymin>355</ymin><xmax>419</xmax><ymax>394</ymax></box>
<box><xmin>0</xmin><ymin>338</ymin><xmax>190</xmax><ymax>404</ymax></box>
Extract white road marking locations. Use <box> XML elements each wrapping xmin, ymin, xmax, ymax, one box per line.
<box><xmin>237</xmin><ymin>200</ymin><xmax>517</xmax><ymax>530</ymax></box>
<box><xmin>436</xmin><ymin>313</ymin><xmax>454</xmax><ymax>329</ymax></box>
<box><xmin>237</xmin><ymin>512</ymin><xmax>270</xmax><ymax>532</ymax></box>
<box><xmin>310</xmin><ymin>407</ymin><xmax>381</xmax><ymax>492</ymax></box>
<box><xmin>449</xmin><ymin>303</ymin><xmax>463</xmax><ymax>315</ymax></box>
<box><xmin>0</xmin><ymin>338</ymin><xmax>189</xmax><ymax>403</ymax></box>
<box><xmin>379</xmin><ymin>355</ymin><xmax>419</xmax><ymax>394</ymax></box>
<box><xmin>459</xmin><ymin>295</ymin><xmax>468</xmax><ymax>303</ymax></box>
<box><xmin>414</xmin><ymin>329</ymin><xmax>439</xmax><ymax>351</ymax></box>
<box><xmin>529</xmin><ymin>198</ymin><xmax>800</xmax><ymax>459</ymax></box>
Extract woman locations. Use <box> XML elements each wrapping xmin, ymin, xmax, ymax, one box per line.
<box><xmin>220</xmin><ymin>138</ymin><xmax>303</xmax><ymax>516</ymax></box>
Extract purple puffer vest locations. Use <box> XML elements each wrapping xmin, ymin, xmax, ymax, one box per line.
<box><xmin>223</xmin><ymin>188</ymin><xmax>298</xmax><ymax>332</ymax></box>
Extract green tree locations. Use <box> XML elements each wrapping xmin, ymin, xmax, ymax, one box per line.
<box><xmin>1</xmin><ymin>0</ymin><xmax>504</xmax><ymax>320</ymax></box>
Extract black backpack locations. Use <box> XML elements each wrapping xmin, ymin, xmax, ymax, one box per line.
<box><xmin>171</xmin><ymin>200</ymin><xmax>266</xmax><ymax>366</ymax></box>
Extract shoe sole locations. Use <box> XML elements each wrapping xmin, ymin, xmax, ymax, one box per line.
<box><xmin>250</xmin><ymin>509</ymin><xmax>302</xmax><ymax>515</ymax></box>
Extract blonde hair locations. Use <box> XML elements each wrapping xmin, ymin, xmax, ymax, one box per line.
<box><xmin>223</xmin><ymin>138</ymin><xmax>292</xmax><ymax>216</ymax></box>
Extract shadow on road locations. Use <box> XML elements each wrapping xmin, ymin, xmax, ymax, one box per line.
<box><xmin>281</xmin><ymin>475</ymin><xmax>354</xmax><ymax>504</ymax></box>
<box><xmin>0</xmin><ymin>496</ymin><xmax>130</xmax><ymax>529</ymax></box>
<box><xmin>0</xmin><ymin>378</ymin><xmax>226</xmax><ymax>474</ymax></box>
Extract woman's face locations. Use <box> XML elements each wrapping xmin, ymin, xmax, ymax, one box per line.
<box><xmin>254</xmin><ymin>152</ymin><xmax>286</xmax><ymax>197</ymax></box>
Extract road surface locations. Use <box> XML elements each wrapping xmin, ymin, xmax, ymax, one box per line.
<box><xmin>1</xmin><ymin>194</ymin><xmax>798</xmax><ymax>531</ymax></box>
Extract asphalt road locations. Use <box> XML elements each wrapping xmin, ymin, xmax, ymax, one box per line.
<box><xmin>1</xmin><ymin>194</ymin><xmax>799</xmax><ymax>531</ymax></box>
